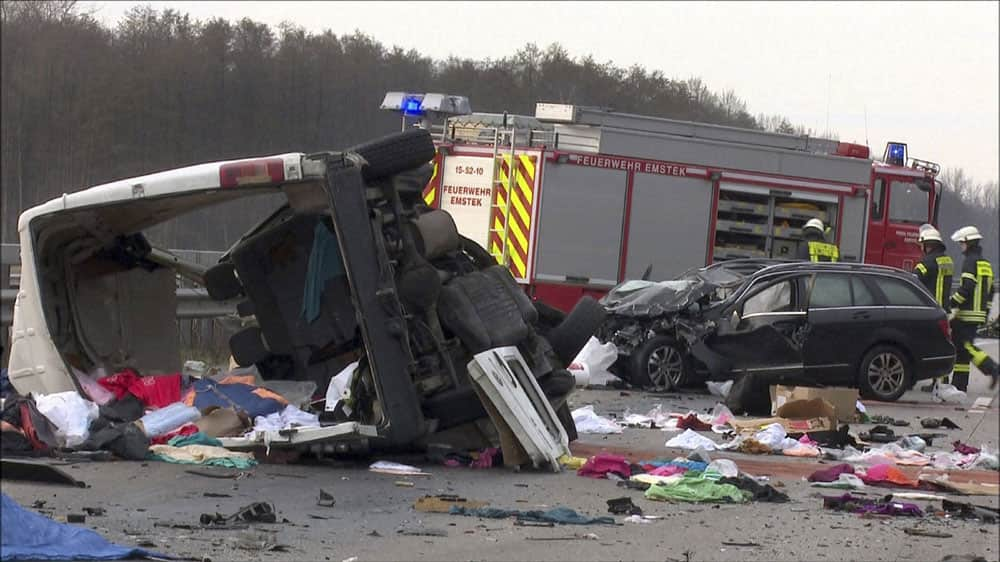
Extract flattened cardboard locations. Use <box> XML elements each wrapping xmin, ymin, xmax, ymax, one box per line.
<box><xmin>729</xmin><ymin>398</ymin><xmax>837</xmax><ymax>433</ymax></box>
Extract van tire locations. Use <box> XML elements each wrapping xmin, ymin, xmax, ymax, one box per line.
<box><xmin>546</xmin><ymin>297</ymin><xmax>607</xmax><ymax>366</ymax></box>
<box><xmin>349</xmin><ymin>128</ymin><xmax>436</xmax><ymax>182</ymax></box>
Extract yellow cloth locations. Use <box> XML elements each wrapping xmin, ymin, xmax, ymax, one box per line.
<box><xmin>558</xmin><ymin>455</ymin><xmax>587</xmax><ymax>470</ymax></box>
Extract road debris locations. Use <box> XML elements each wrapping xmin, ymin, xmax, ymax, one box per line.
<box><xmin>904</xmin><ymin>528</ymin><xmax>953</xmax><ymax>538</ymax></box>
<box><xmin>414</xmin><ymin>495</ymin><xmax>488</xmax><ymax>513</ymax></box>
<box><xmin>317</xmin><ymin>489</ymin><xmax>335</xmax><ymax>507</ymax></box>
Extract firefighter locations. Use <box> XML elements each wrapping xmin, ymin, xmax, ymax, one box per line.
<box><xmin>913</xmin><ymin>226</ymin><xmax>953</xmax><ymax>390</ymax></box>
<box><xmin>948</xmin><ymin>225</ymin><xmax>999</xmax><ymax>391</ymax></box>
<box><xmin>796</xmin><ymin>218</ymin><xmax>839</xmax><ymax>262</ymax></box>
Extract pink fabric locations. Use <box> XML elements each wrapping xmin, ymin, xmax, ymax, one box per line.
<box><xmin>648</xmin><ymin>464</ymin><xmax>688</xmax><ymax>477</ymax></box>
<box><xmin>577</xmin><ymin>453</ymin><xmax>631</xmax><ymax>479</ymax></box>
<box><xmin>798</xmin><ymin>434</ymin><xmax>819</xmax><ymax>446</ymax></box>
<box><xmin>98</xmin><ymin>369</ymin><xmax>182</xmax><ymax>409</ymax></box>
<box><xmin>471</xmin><ymin>448</ymin><xmax>500</xmax><ymax>469</ymax></box>
<box><xmin>860</xmin><ymin>463</ymin><xmax>919</xmax><ymax>488</ymax></box>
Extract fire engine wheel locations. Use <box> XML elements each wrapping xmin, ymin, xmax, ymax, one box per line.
<box><xmin>858</xmin><ymin>345</ymin><xmax>911</xmax><ymax>402</ymax></box>
<box><xmin>631</xmin><ymin>336</ymin><xmax>691</xmax><ymax>390</ymax></box>
<box><xmin>348</xmin><ymin>128</ymin><xmax>436</xmax><ymax>183</ymax></box>
<box><xmin>546</xmin><ymin>297</ymin><xmax>607</xmax><ymax>366</ymax></box>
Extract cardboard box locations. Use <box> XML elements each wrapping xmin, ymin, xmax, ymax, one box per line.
<box><xmin>770</xmin><ymin>385</ymin><xmax>858</xmax><ymax>423</ymax></box>
<box><xmin>729</xmin><ymin>398</ymin><xmax>838</xmax><ymax>434</ymax></box>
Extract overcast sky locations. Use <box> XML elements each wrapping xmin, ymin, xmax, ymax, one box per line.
<box><xmin>80</xmin><ymin>1</ymin><xmax>999</xmax><ymax>183</ymax></box>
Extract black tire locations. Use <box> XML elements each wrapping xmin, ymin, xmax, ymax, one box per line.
<box><xmin>630</xmin><ymin>335</ymin><xmax>692</xmax><ymax>389</ymax></box>
<box><xmin>348</xmin><ymin>128</ymin><xmax>436</xmax><ymax>182</ymax></box>
<box><xmin>546</xmin><ymin>297</ymin><xmax>607</xmax><ymax>366</ymax></box>
<box><xmin>858</xmin><ymin>344</ymin><xmax>911</xmax><ymax>402</ymax></box>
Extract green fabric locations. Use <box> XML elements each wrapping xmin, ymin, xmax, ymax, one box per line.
<box><xmin>149</xmin><ymin>452</ymin><xmax>257</xmax><ymax>470</ymax></box>
<box><xmin>167</xmin><ymin>432</ymin><xmax>222</xmax><ymax>448</ymax></box>
<box><xmin>645</xmin><ymin>471</ymin><xmax>749</xmax><ymax>503</ymax></box>
<box><xmin>449</xmin><ymin>506</ymin><xmax>615</xmax><ymax>525</ymax></box>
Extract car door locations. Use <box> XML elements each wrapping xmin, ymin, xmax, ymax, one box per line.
<box><xmin>706</xmin><ymin>275</ymin><xmax>807</xmax><ymax>376</ymax></box>
<box><xmin>802</xmin><ymin>273</ymin><xmax>884</xmax><ymax>384</ymax></box>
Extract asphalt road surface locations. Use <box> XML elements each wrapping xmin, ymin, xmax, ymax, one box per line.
<box><xmin>2</xmin><ymin>340</ymin><xmax>998</xmax><ymax>562</ymax></box>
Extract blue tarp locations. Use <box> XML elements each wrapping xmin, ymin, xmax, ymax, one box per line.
<box><xmin>1</xmin><ymin>493</ymin><xmax>166</xmax><ymax>561</ymax></box>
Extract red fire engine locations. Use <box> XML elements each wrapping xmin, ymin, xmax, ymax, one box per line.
<box><xmin>400</xmin><ymin>97</ymin><xmax>942</xmax><ymax>311</ymax></box>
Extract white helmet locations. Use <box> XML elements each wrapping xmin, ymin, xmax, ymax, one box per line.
<box><xmin>951</xmin><ymin>226</ymin><xmax>983</xmax><ymax>242</ymax></box>
<box><xmin>918</xmin><ymin>227</ymin><xmax>943</xmax><ymax>243</ymax></box>
<box><xmin>803</xmin><ymin>218</ymin><xmax>825</xmax><ymax>233</ymax></box>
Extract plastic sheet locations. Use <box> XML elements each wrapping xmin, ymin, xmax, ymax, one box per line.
<box><xmin>571</xmin><ymin>405</ymin><xmax>623</xmax><ymax>434</ymax></box>
<box><xmin>325</xmin><ymin>361</ymin><xmax>358</xmax><ymax>413</ymax></box>
<box><xmin>34</xmin><ymin>391</ymin><xmax>99</xmax><ymax>448</ymax></box>
<box><xmin>931</xmin><ymin>383</ymin><xmax>967</xmax><ymax>403</ymax></box>
<box><xmin>250</xmin><ymin>404</ymin><xmax>320</xmax><ymax>433</ymax></box>
<box><xmin>569</xmin><ymin>337</ymin><xmax>619</xmax><ymax>387</ymax></box>
<box><xmin>752</xmin><ymin>423</ymin><xmax>797</xmax><ymax>451</ymax></box>
<box><xmin>706</xmin><ymin>380</ymin><xmax>734</xmax><ymax>398</ymax></box>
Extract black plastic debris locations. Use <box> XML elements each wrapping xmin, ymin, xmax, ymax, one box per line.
<box><xmin>1</xmin><ymin>459</ymin><xmax>87</xmax><ymax>487</ymax></box>
<box><xmin>200</xmin><ymin>502</ymin><xmax>277</xmax><ymax>526</ymax></box>
<box><xmin>943</xmin><ymin>499</ymin><xmax>1000</xmax><ymax>524</ymax></box>
<box><xmin>606</xmin><ymin>497</ymin><xmax>643</xmax><ymax>516</ymax></box>
<box><xmin>317</xmin><ymin>489</ymin><xmax>335</xmax><ymax>507</ymax></box>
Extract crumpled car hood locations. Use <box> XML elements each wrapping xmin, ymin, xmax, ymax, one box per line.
<box><xmin>600</xmin><ymin>266</ymin><xmax>745</xmax><ymax>318</ymax></box>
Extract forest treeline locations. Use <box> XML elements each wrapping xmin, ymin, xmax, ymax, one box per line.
<box><xmin>1</xmin><ymin>1</ymin><xmax>996</xmax><ymax>263</ymax></box>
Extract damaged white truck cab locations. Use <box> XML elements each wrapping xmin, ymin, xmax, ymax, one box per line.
<box><xmin>9</xmin><ymin>130</ymin><xmax>598</xmax><ymax>453</ymax></box>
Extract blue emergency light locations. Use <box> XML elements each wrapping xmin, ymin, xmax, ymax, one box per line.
<box><xmin>402</xmin><ymin>96</ymin><xmax>425</xmax><ymax>117</ymax></box>
<box><xmin>885</xmin><ymin>142</ymin><xmax>907</xmax><ymax>166</ymax></box>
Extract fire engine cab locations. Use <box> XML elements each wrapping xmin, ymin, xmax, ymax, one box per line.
<box><xmin>385</xmin><ymin>94</ymin><xmax>943</xmax><ymax>311</ymax></box>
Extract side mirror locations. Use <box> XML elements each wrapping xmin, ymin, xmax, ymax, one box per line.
<box><xmin>730</xmin><ymin>310</ymin><xmax>741</xmax><ymax>328</ymax></box>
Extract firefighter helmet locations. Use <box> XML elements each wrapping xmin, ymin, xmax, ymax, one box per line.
<box><xmin>803</xmin><ymin>218</ymin><xmax>825</xmax><ymax>233</ymax></box>
<box><xmin>918</xmin><ymin>227</ymin><xmax>943</xmax><ymax>243</ymax></box>
<box><xmin>950</xmin><ymin>226</ymin><xmax>983</xmax><ymax>242</ymax></box>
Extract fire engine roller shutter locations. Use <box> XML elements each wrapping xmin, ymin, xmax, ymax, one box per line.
<box><xmin>534</xmin><ymin>164</ymin><xmax>627</xmax><ymax>286</ymax></box>
<box><xmin>838</xmin><ymin>193</ymin><xmax>867</xmax><ymax>262</ymax></box>
<box><xmin>625</xmin><ymin>174</ymin><xmax>713</xmax><ymax>280</ymax></box>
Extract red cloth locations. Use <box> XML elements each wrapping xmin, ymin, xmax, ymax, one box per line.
<box><xmin>150</xmin><ymin>423</ymin><xmax>199</xmax><ymax>445</ymax></box>
<box><xmin>953</xmin><ymin>441</ymin><xmax>981</xmax><ymax>455</ymax></box>
<box><xmin>860</xmin><ymin>464</ymin><xmax>918</xmax><ymax>488</ymax></box>
<box><xmin>98</xmin><ymin>369</ymin><xmax>182</xmax><ymax>409</ymax></box>
<box><xmin>577</xmin><ymin>453</ymin><xmax>631</xmax><ymax>479</ymax></box>
<box><xmin>807</xmin><ymin>463</ymin><xmax>855</xmax><ymax>482</ymax></box>
<box><xmin>676</xmin><ymin>413</ymin><xmax>712</xmax><ymax>431</ymax></box>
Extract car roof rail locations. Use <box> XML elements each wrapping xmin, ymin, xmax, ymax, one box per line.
<box><xmin>753</xmin><ymin>260</ymin><xmax>908</xmax><ymax>277</ymax></box>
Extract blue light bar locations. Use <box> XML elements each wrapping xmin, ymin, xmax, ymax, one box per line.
<box><xmin>402</xmin><ymin>96</ymin><xmax>425</xmax><ymax>117</ymax></box>
<box><xmin>885</xmin><ymin>142</ymin><xmax>907</xmax><ymax>166</ymax></box>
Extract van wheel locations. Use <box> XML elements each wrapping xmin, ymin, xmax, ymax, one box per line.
<box><xmin>348</xmin><ymin>128</ymin><xmax>436</xmax><ymax>182</ymax></box>
<box><xmin>631</xmin><ymin>336</ymin><xmax>691</xmax><ymax>389</ymax></box>
<box><xmin>546</xmin><ymin>297</ymin><xmax>607</xmax><ymax>366</ymax></box>
<box><xmin>858</xmin><ymin>345</ymin><xmax>910</xmax><ymax>402</ymax></box>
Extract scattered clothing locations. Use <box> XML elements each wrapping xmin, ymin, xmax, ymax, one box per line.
<box><xmin>822</xmin><ymin>493</ymin><xmax>922</xmax><ymax>517</ymax></box>
<box><xmin>665</xmin><ymin>429</ymin><xmax>719</xmax><ymax>451</ymax></box>
<box><xmin>645</xmin><ymin>471</ymin><xmax>749</xmax><ymax>503</ymax></box>
<box><xmin>808</xmin><ymin>463</ymin><xmax>855</xmax><ymax>483</ymax></box>
<box><xmin>811</xmin><ymin>473</ymin><xmax>866</xmax><ymax>490</ymax></box>
<box><xmin>953</xmin><ymin>441</ymin><xmax>981</xmax><ymax>455</ymax></box>
<box><xmin>149</xmin><ymin>444</ymin><xmax>257</xmax><ymax>469</ymax></box>
<box><xmin>167</xmin><ymin>432</ymin><xmax>222</xmax><ymax>448</ymax></box>
<box><xmin>183</xmin><ymin>377</ymin><xmax>286</xmax><ymax>419</ymax></box>
<box><xmin>98</xmin><ymin>369</ymin><xmax>181</xmax><ymax>409</ymax></box>
<box><xmin>250</xmin><ymin>404</ymin><xmax>320</xmax><ymax>433</ymax></box>
<box><xmin>97</xmin><ymin>395</ymin><xmax>145</xmax><ymax>425</ymax></box>
<box><xmin>558</xmin><ymin>455</ymin><xmax>587</xmax><ymax>470</ymax></box>
<box><xmin>82</xmin><ymin>423</ymin><xmax>149</xmax><ymax>460</ymax></box>
<box><xmin>738</xmin><ymin>438</ymin><xmax>772</xmax><ymax>455</ymax></box>
<box><xmin>860</xmin><ymin>464</ymin><xmax>919</xmax><ymax>488</ymax></box>
<box><xmin>1</xmin><ymin>493</ymin><xmax>165</xmax><ymax>560</ymax></box>
<box><xmin>1</xmin><ymin>397</ymin><xmax>60</xmax><ymax>453</ymax></box>
<box><xmin>150</xmin><ymin>423</ymin><xmax>199</xmax><ymax>446</ymax></box>
<box><xmin>34</xmin><ymin>391</ymin><xmax>99</xmax><ymax>449</ymax></box>
<box><xmin>571</xmin><ymin>406</ymin><xmax>623</xmax><ymax>435</ymax></box>
<box><xmin>718</xmin><ymin>475</ymin><xmax>789</xmax><ymax>503</ymax></box>
<box><xmin>676</xmin><ymin>413</ymin><xmax>712</xmax><ymax>431</ymax></box>
<box><xmin>647</xmin><ymin>464</ymin><xmax>689</xmax><ymax>478</ymax></box>
<box><xmin>449</xmin><ymin>505</ymin><xmax>615</xmax><ymax>525</ymax></box>
<box><xmin>578</xmin><ymin>453</ymin><xmax>631</xmax><ymax>480</ymax></box>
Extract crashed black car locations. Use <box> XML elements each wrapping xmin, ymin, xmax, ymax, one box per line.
<box><xmin>598</xmin><ymin>260</ymin><xmax>955</xmax><ymax>401</ymax></box>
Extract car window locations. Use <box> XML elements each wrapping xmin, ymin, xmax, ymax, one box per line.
<box><xmin>873</xmin><ymin>276</ymin><xmax>928</xmax><ymax>306</ymax></box>
<box><xmin>809</xmin><ymin>274</ymin><xmax>852</xmax><ymax>308</ymax></box>
<box><xmin>742</xmin><ymin>280</ymin><xmax>793</xmax><ymax>316</ymax></box>
<box><xmin>888</xmin><ymin>181</ymin><xmax>928</xmax><ymax>224</ymax></box>
<box><xmin>852</xmin><ymin>276</ymin><xmax>878</xmax><ymax>306</ymax></box>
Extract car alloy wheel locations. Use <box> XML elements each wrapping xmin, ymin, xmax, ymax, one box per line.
<box><xmin>647</xmin><ymin>344</ymin><xmax>685</xmax><ymax>388</ymax></box>
<box><xmin>866</xmin><ymin>352</ymin><xmax>906</xmax><ymax>397</ymax></box>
